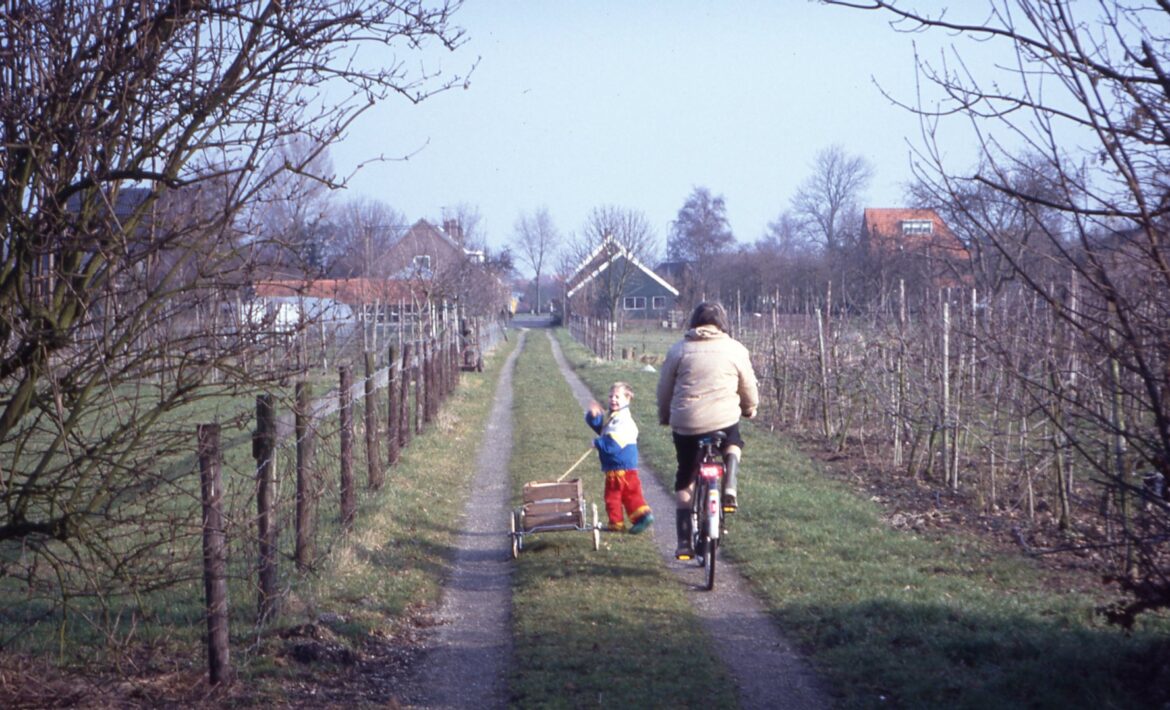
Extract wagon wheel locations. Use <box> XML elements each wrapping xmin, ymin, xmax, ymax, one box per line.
<box><xmin>516</xmin><ymin>509</ymin><xmax>526</xmax><ymax>553</ymax></box>
<box><xmin>591</xmin><ymin>503</ymin><xmax>600</xmax><ymax>551</ymax></box>
<box><xmin>510</xmin><ymin>509</ymin><xmax>519</xmax><ymax>559</ymax></box>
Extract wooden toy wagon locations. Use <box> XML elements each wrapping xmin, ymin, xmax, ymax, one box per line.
<box><xmin>509</xmin><ymin>478</ymin><xmax>600</xmax><ymax>558</ymax></box>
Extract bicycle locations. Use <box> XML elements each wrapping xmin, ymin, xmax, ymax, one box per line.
<box><xmin>686</xmin><ymin>430</ymin><xmax>728</xmax><ymax>590</ymax></box>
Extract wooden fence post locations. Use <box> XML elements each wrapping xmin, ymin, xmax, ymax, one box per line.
<box><xmin>339</xmin><ymin>367</ymin><xmax>356</xmax><ymax>527</ymax></box>
<box><xmin>423</xmin><ymin>338</ymin><xmax>435</xmax><ymax>425</ymax></box>
<box><xmin>815</xmin><ymin>307</ymin><xmax>831</xmax><ymax>439</ymax></box>
<box><xmin>364</xmin><ymin>351</ymin><xmax>384</xmax><ymax>489</ymax></box>
<box><xmin>415</xmin><ymin>340</ymin><xmax>425</xmax><ymax>433</ymax></box>
<box><xmin>400</xmin><ymin>342</ymin><xmax>413</xmax><ymax>449</ymax></box>
<box><xmin>294</xmin><ymin>381</ymin><xmax>316</xmax><ymax>571</ymax></box>
<box><xmin>440</xmin><ymin>329</ymin><xmax>451</xmax><ymax>399</ymax></box>
<box><xmin>197</xmin><ymin>423</ymin><xmax>232</xmax><ymax>685</ymax></box>
<box><xmin>386</xmin><ymin>345</ymin><xmax>400</xmax><ymax>467</ymax></box>
<box><xmin>253</xmin><ymin>395</ymin><xmax>278</xmax><ymax>623</ymax></box>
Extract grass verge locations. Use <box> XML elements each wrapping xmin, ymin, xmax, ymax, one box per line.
<box><xmin>241</xmin><ymin>335</ymin><xmax>526</xmax><ymax>688</ymax></box>
<box><xmin>0</xmin><ymin>334</ymin><xmax>521</xmax><ymax>707</ymax></box>
<box><xmin>554</xmin><ymin>327</ymin><xmax>1170</xmax><ymax>710</ymax></box>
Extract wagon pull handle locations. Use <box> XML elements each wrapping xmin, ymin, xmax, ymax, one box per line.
<box><xmin>557</xmin><ymin>448</ymin><xmax>595</xmax><ymax>482</ymax></box>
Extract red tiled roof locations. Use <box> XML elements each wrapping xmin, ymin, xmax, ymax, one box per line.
<box><xmin>863</xmin><ymin>208</ymin><xmax>969</xmax><ymax>259</ymax></box>
<box><xmin>253</xmin><ymin>278</ymin><xmax>424</xmax><ymax>304</ymax></box>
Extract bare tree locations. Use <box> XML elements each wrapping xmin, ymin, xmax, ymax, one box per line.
<box><xmin>512</xmin><ymin>207</ymin><xmax>561</xmax><ymax>314</ymax></box>
<box><xmin>578</xmin><ymin>205</ymin><xmax>659</xmax><ymax>264</ymax></box>
<box><xmin>763</xmin><ymin>210</ymin><xmax>815</xmax><ymax>257</ymax></box>
<box><xmin>667</xmin><ymin>187</ymin><xmax>736</xmax><ymax>260</ymax></box>
<box><xmin>827</xmin><ymin>0</ymin><xmax>1170</xmax><ymax>623</ymax></box>
<box><xmin>252</xmin><ymin>136</ymin><xmax>338</xmax><ymax>276</ymax></box>
<box><xmin>441</xmin><ymin>203</ymin><xmax>486</xmax><ymax>249</ymax></box>
<box><xmin>908</xmin><ymin>154</ymin><xmax>1067</xmax><ymax>299</ymax></box>
<box><xmin>330</xmin><ymin>197</ymin><xmax>409</xmax><ymax>279</ymax></box>
<box><xmin>667</xmin><ymin>187</ymin><xmax>735</xmax><ymax>303</ymax></box>
<box><xmin>563</xmin><ymin>205</ymin><xmax>659</xmax><ymax>321</ymax></box>
<box><xmin>0</xmin><ymin>0</ymin><xmax>469</xmax><ymax>618</ymax></box>
<box><xmin>791</xmin><ymin>144</ymin><xmax>874</xmax><ymax>253</ymax></box>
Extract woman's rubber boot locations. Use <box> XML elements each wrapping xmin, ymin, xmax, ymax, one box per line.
<box><xmin>674</xmin><ymin>508</ymin><xmax>694</xmax><ymax>560</ymax></box>
<box><xmin>723</xmin><ymin>454</ymin><xmax>740</xmax><ymax>513</ymax></box>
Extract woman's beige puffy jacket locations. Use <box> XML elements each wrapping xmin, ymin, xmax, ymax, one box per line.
<box><xmin>656</xmin><ymin>325</ymin><xmax>759</xmax><ymax>435</ymax></box>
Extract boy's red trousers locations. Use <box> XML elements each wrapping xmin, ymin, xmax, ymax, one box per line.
<box><xmin>604</xmin><ymin>469</ymin><xmax>651</xmax><ymax>530</ymax></box>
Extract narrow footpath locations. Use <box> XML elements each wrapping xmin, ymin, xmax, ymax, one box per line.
<box><xmin>547</xmin><ymin>330</ymin><xmax>830</xmax><ymax>710</ymax></box>
<box><xmin>402</xmin><ymin>331</ymin><xmax>527</xmax><ymax>709</ymax></box>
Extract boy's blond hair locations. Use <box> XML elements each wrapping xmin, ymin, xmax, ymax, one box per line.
<box><xmin>611</xmin><ymin>381</ymin><xmax>634</xmax><ymax>400</ymax></box>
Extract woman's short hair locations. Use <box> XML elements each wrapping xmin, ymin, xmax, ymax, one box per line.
<box><xmin>688</xmin><ymin>302</ymin><xmax>728</xmax><ymax>332</ymax></box>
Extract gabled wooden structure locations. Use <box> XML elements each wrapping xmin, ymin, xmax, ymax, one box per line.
<box><xmin>564</xmin><ymin>236</ymin><xmax>679</xmax><ymax>320</ymax></box>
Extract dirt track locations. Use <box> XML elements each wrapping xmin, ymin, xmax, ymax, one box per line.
<box><xmin>400</xmin><ymin>330</ymin><xmax>526</xmax><ymax>709</ymax></box>
<box><xmin>402</xmin><ymin>324</ymin><xmax>828</xmax><ymax>708</ymax></box>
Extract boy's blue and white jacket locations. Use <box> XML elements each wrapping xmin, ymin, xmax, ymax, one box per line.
<box><xmin>585</xmin><ymin>406</ymin><xmax>639</xmax><ymax>471</ymax></box>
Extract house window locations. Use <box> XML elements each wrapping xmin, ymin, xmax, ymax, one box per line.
<box><xmin>623</xmin><ymin>296</ymin><xmax>646</xmax><ymax>310</ymax></box>
<box><xmin>412</xmin><ymin>254</ymin><xmax>431</xmax><ymax>271</ymax></box>
<box><xmin>901</xmin><ymin>219</ymin><xmax>934</xmax><ymax>235</ymax></box>
<box><xmin>652</xmin><ymin>296</ymin><xmax>666</xmax><ymax>310</ymax></box>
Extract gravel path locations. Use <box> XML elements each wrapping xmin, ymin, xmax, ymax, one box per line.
<box><xmin>546</xmin><ymin>330</ymin><xmax>831</xmax><ymax>710</ymax></box>
<box><xmin>402</xmin><ymin>330</ymin><xmax>527</xmax><ymax>709</ymax></box>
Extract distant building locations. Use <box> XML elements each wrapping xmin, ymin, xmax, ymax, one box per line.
<box><xmin>249</xmin><ymin>278</ymin><xmax>425</xmax><ymax>328</ymax></box>
<box><xmin>862</xmin><ymin>208</ymin><xmax>971</xmax><ymax>290</ymax></box>
<box><xmin>382</xmin><ymin>219</ymin><xmax>480</xmax><ymax>281</ymax></box>
<box><xmin>564</xmin><ymin>236</ymin><xmax>679</xmax><ymax>321</ymax></box>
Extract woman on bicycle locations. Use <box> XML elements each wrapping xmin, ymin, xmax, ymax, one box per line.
<box><xmin>656</xmin><ymin>301</ymin><xmax>758</xmax><ymax>559</ymax></box>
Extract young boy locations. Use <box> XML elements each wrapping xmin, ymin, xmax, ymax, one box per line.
<box><xmin>586</xmin><ymin>382</ymin><xmax>654</xmax><ymax>534</ymax></box>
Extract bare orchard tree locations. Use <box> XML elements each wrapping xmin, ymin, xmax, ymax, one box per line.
<box><xmin>0</xmin><ymin>0</ymin><xmax>468</xmax><ymax>618</ymax></box>
<box><xmin>828</xmin><ymin>0</ymin><xmax>1170</xmax><ymax>624</ymax></box>
<box><xmin>511</xmin><ymin>207</ymin><xmax>562</xmax><ymax>314</ymax></box>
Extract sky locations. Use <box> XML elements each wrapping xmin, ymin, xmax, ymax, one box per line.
<box><xmin>329</xmin><ymin>1</ymin><xmax>993</xmax><ymax>274</ymax></box>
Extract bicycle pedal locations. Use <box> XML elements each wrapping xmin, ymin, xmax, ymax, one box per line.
<box><xmin>676</xmin><ymin>553</ymin><xmax>694</xmax><ymax>561</ymax></box>
<box><xmin>722</xmin><ymin>506</ymin><xmax>737</xmax><ymax>514</ymax></box>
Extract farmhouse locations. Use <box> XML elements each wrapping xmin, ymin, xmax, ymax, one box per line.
<box><xmin>564</xmin><ymin>235</ymin><xmax>679</xmax><ymax>321</ymax></box>
<box><xmin>382</xmin><ymin>219</ymin><xmax>484</xmax><ymax>280</ymax></box>
<box><xmin>862</xmin><ymin>207</ymin><xmax>971</xmax><ymax>290</ymax></box>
